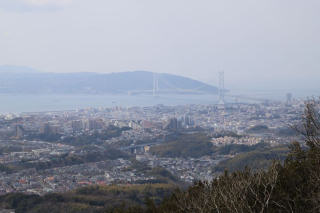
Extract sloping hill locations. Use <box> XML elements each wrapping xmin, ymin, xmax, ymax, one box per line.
<box><xmin>0</xmin><ymin>67</ymin><xmax>217</xmax><ymax>95</ymax></box>
<box><xmin>0</xmin><ymin>65</ymin><xmax>39</xmax><ymax>73</ymax></box>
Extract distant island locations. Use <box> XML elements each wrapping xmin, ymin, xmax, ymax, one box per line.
<box><xmin>0</xmin><ymin>66</ymin><xmax>218</xmax><ymax>95</ymax></box>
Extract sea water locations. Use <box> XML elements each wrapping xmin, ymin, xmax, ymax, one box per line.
<box><xmin>0</xmin><ymin>89</ymin><xmax>318</xmax><ymax>114</ymax></box>
<box><xmin>0</xmin><ymin>94</ymin><xmax>220</xmax><ymax>113</ymax></box>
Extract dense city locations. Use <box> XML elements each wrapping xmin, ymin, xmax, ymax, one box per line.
<box><xmin>0</xmin><ymin>96</ymin><xmax>303</xmax><ymax>195</ymax></box>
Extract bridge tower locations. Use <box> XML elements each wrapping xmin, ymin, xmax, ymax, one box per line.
<box><xmin>153</xmin><ymin>73</ymin><xmax>159</xmax><ymax>97</ymax></box>
<box><xmin>218</xmin><ymin>71</ymin><xmax>225</xmax><ymax>104</ymax></box>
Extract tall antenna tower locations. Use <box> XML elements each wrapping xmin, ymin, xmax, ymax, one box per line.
<box><xmin>218</xmin><ymin>71</ymin><xmax>225</xmax><ymax>104</ymax></box>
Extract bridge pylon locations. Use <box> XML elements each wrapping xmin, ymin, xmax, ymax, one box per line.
<box><xmin>218</xmin><ymin>71</ymin><xmax>225</xmax><ymax>104</ymax></box>
<box><xmin>153</xmin><ymin>73</ymin><xmax>159</xmax><ymax>97</ymax></box>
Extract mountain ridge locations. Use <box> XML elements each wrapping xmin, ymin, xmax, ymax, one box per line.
<box><xmin>0</xmin><ymin>65</ymin><xmax>39</xmax><ymax>73</ymax></box>
<box><xmin>0</xmin><ymin>66</ymin><xmax>218</xmax><ymax>95</ymax></box>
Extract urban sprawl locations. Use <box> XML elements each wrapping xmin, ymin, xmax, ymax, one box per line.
<box><xmin>0</xmin><ymin>97</ymin><xmax>303</xmax><ymax>195</ymax></box>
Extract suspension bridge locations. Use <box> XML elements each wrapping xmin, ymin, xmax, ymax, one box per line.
<box><xmin>127</xmin><ymin>72</ymin><xmax>270</xmax><ymax>103</ymax></box>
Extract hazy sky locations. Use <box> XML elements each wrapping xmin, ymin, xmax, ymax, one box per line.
<box><xmin>0</xmin><ymin>0</ymin><xmax>319</xmax><ymax>91</ymax></box>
